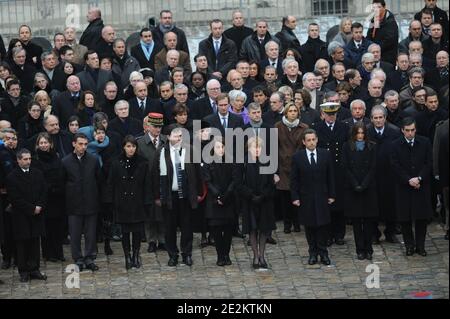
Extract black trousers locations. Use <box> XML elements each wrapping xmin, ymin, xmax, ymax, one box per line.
<box><xmin>163</xmin><ymin>196</ymin><xmax>193</xmax><ymax>258</ymax></box>
<box><xmin>278</xmin><ymin>190</ymin><xmax>299</xmax><ymax>228</ymax></box>
<box><xmin>330</xmin><ymin>209</ymin><xmax>346</xmax><ymax>240</ymax></box>
<box><xmin>68</xmin><ymin>214</ymin><xmax>97</xmax><ymax>264</ymax></box>
<box><xmin>16</xmin><ymin>237</ymin><xmax>40</xmax><ymax>275</ymax></box>
<box><xmin>352</xmin><ymin>218</ymin><xmax>375</xmax><ymax>255</ymax></box>
<box><xmin>1</xmin><ymin>205</ymin><xmax>16</xmax><ymax>263</ymax></box>
<box><xmin>210</xmin><ymin>224</ymin><xmax>233</xmax><ymax>258</ymax></box>
<box><xmin>401</xmin><ymin>219</ymin><xmax>428</xmax><ymax>250</ymax></box>
<box><xmin>305</xmin><ymin>225</ymin><xmax>329</xmax><ymax>257</ymax></box>
<box><xmin>42</xmin><ymin>218</ymin><xmax>64</xmax><ymax>260</ymax></box>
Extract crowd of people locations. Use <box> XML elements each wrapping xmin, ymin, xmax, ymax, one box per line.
<box><xmin>0</xmin><ymin>0</ymin><xmax>448</xmax><ymax>284</ymax></box>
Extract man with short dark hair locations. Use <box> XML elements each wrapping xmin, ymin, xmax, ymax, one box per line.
<box><xmin>18</xmin><ymin>25</ymin><xmax>43</xmax><ymax>68</ymax></box>
<box><xmin>422</xmin><ymin>23</ymin><xmax>449</xmax><ymax>63</ymax></box>
<box><xmin>112</xmin><ymin>38</ymin><xmax>141</xmax><ymax>89</ymax></box>
<box><xmin>77</xmin><ymin>50</ymin><xmax>114</xmax><ymax>95</ymax></box>
<box><xmin>131</xmin><ymin>28</ymin><xmax>163</xmax><ymax>71</ymax></box>
<box><xmin>0</xmin><ymin>79</ymin><xmax>31</xmax><ymax>129</ymax></box>
<box><xmin>391</xmin><ymin>118</ymin><xmax>433</xmax><ymax>257</ymax></box>
<box><xmin>6</xmin><ymin>148</ymin><xmax>47</xmax><ymax>282</ymax></box>
<box><xmin>414</xmin><ymin>0</ymin><xmax>449</xmax><ymax>39</ymax></box>
<box><xmin>240</xmin><ymin>20</ymin><xmax>280</xmax><ymax>63</ymax></box>
<box><xmin>345</xmin><ymin>22</ymin><xmax>373</xmax><ymax>68</ymax></box>
<box><xmin>300</xmin><ymin>23</ymin><xmax>328</xmax><ymax>72</ymax></box>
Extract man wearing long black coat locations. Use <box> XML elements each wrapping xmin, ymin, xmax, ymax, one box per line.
<box><xmin>291</xmin><ymin>129</ymin><xmax>335</xmax><ymax>266</ymax></box>
<box><xmin>62</xmin><ymin>133</ymin><xmax>102</xmax><ymax>271</ymax></box>
<box><xmin>79</xmin><ymin>8</ymin><xmax>105</xmax><ymax>51</ymax></box>
<box><xmin>6</xmin><ymin>149</ymin><xmax>47</xmax><ymax>282</ymax></box>
<box><xmin>367</xmin><ymin>105</ymin><xmax>402</xmax><ymax>243</ymax></box>
<box><xmin>391</xmin><ymin>117</ymin><xmax>433</xmax><ymax>256</ymax></box>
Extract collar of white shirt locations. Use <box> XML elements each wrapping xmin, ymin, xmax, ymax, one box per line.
<box><xmin>306</xmin><ymin>149</ymin><xmax>317</xmax><ymax>162</ymax></box>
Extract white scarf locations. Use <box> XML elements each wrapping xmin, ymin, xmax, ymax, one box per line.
<box><xmin>160</xmin><ymin>146</ymin><xmax>186</xmax><ymax>176</ymax></box>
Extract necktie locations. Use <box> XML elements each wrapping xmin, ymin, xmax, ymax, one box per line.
<box><xmin>153</xmin><ymin>138</ymin><xmax>158</xmax><ymax>148</ymax></box>
<box><xmin>310</xmin><ymin>152</ymin><xmax>316</xmax><ymax>166</ymax></box>
<box><xmin>214</xmin><ymin>41</ymin><xmax>220</xmax><ymax>56</ymax></box>
<box><xmin>212</xmin><ymin>102</ymin><xmax>218</xmax><ymax>113</ymax></box>
<box><xmin>140</xmin><ymin>100</ymin><xmax>145</xmax><ymax>113</ymax></box>
<box><xmin>174</xmin><ymin>149</ymin><xmax>184</xmax><ymax>199</ymax></box>
<box><xmin>377</xmin><ymin>130</ymin><xmax>382</xmax><ymax>137</ymax></box>
<box><xmin>259</xmin><ymin>38</ymin><xmax>264</xmax><ymax>45</ymax></box>
<box><xmin>222</xmin><ymin>117</ymin><xmax>227</xmax><ymax>129</ymax></box>
<box><xmin>329</xmin><ymin>124</ymin><xmax>333</xmax><ymax>131</ymax></box>
<box><xmin>356</xmin><ymin>43</ymin><xmax>360</xmax><ymax>49</ymax></box>
<box><xmin>409</xmin><ymin>141</ymin><xmax>414</xmax><ymax>148</ymax></box>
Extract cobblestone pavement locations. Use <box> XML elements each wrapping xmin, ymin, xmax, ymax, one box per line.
<box><xmin>0</xmin><ymin>222</ymin><xmax>448</xmax><ymax>299</ymax></box>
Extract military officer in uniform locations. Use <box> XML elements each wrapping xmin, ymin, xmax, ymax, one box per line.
<box><xmin>313</xmin><ymin>102</ymin><xmax>350</xmax><ymax>246</ymax></box>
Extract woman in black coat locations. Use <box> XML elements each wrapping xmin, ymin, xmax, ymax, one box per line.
<box><xmin>237</xmin><ymin>137</ymin><xmax>276</xmax><ymax>269</ymax></box>
<box><xmin>106</xmin><ymin>135</ymin><xmax>152</xmax><ymax>270</ymax></box>
<box><xmin>17</xmin><ymin>101</ymin><xmax>45</xmax><ymax>141</ymax></box>
<box><xmin>201</xmin><ymin>138</ymin><xmax>238</xmax><ymax>266</ymax></box>
<box><xmin>342</xmin><ymin>123</ymin><xmax>378</xmax><ymax>261</ymax></box>
<box><xmin>31</xmin><ymin>132</ymin><xmax>66</xmax><ymax>262</ymax></box>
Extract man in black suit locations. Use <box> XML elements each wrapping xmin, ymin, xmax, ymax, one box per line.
<box><xmin>79</xmin><ymin>7</ymin><xmax>104</xmax><ymax>51</ymax></box>
<box><xmin>262</xmin><ymin>91</ymin><xmax>285</xmax><ymax>127</ymax></box>
<box><xmin>342</xmin><ymin>99</ymin><xmax>371</xmax><ymax>129</ymax></box>
<box><xmin>94</xmin><ymin>25</ymin><xmax>115</xmax><ymax>59</ymax></box>
<box><xmin>9</xmin><ymin>48</ymin><xmax>36</xmax><ymax>94</ymax></box>
<box><xmin>18</xmin><ymin>25</ymin><xmax>43</xmax><ymax>68</ymax></box>
<box><xmin>6</xmin><ymin>148</ymin><xmax>47</xmax><ymax>282</ymax></box>
<box><xmin>368</xmin><ymin>105</ymin><xmax>402</xmax><ymax>243</ymax></box>
<box><xmin>291</xmin><ymin>128</ymin><xmax>335</xmax><ymax>265</ymax></box>
<box><xmin>300</xmin><ymin>23</ymin><xmax>328</xmax><ymax>73</ymax></box>
<box><xmin>128</xmin><ymin>80</ymin><xmax>163</xmax><ymax>121</ymax></box>
<box><xmin>0</xmin><ymin>79</ymin><xmax>31</xmax><ymax>130</ymax></box>
<box><xmin>384</xmin><ymin>90</ymin><xmax>406</xmax><ymax>128</ymax></box>
<box><xmin>151</xmin><ymin>10</ymin><xmax>190</xmax><ymax>57</ymax></box>
<box><xmin>131</xmin><ymin>28</ymin><xmax>163</xmax><ymax>71</ymax></box>
<box><xmin>324</xmin><ymin>63</ymin><xmax>346</xmax><ymax>92</ymax></box>
<box><xmin>259</xmin><ymin>41</ymin><xmax>284</xmax><ymax>79</ymax></box>
<box><xmin>108</xmin><ymin>100</ymin><xmax>143</xmax><ymax>139</ymax></box>
<box><xmin>391</xmin><ymin>117</ymin><xmax>433</xmax><ymax>256</ymax></box>
<box><xmin>40</xmin><ymin>115</ymin><xmax>73</xmax><ymax>159</ymax></box>
<box><xmin>425</xmin><ymin>50</ymin><xmax>449</xmax><ymax>93</ymax></box>
<box><xmin>77</xmin><ymin>51</ymin><xmax>114</xmax><ymax>95</ymax></box>
<box><xmin>204</xmin><ymin>93</ymin><xmax>245</xmax><ymax>137</ymax></box>
<box><xmin>154</xmin><ymin>50</ymin><xmax>183</xmax><ymax>86</ymax></box>
<box><xmin>367</xmin><ymin>43</ymin><xmax>395</xmax><ymax>77</ymax></box>
<box><xmin>190</xmin><ymin>79</ymin><xmax>221</xmax><ymax>120</ymax></box>
<box><xmin>312</xmin><ymin>102</ymin><xmax>349</xmax><ymax>246</ymax></box>
<box><xmin>224</xmin><ymin>10</ymin><xmax>254</xmax><ymax>55</ymax></box>
<box><xmin>198</xmin><ymin>19</ymin><xmax>238</xmax><ymax>83</ymax></box>
<box><xmin>52</xmin><ymin>75</ymin><xmax>83</xmax><ymax>130</ymax></box>
<box><xmin>275</xmin><ymin>15</ymin><xmax>302</xmax><ymax>54</ymax></box>
<box><xmin>389</xmin><ymin>53</ymin><xmax>411</xmax><ymax>93</ymax></box>
<box><xmin>414</xmin><ymin>0</ymin><xmax>449</xmax><ymax>39</ymax></box>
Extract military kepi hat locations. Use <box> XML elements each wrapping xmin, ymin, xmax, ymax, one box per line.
<box><xmin>320</xmin><ymin>102</ymin><xmax>341</xmax><ymax>115</ymax></box>
<box><xmin>147</xmin><ymin>113</ymin><xmax>164</xmax><ymax>127</ymax></box>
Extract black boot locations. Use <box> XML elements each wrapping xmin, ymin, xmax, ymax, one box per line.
<box><xmin>132</xmin><ymin>249</ymin><xmax>142</xmax><ymax>268</ymax></box>
<box><xmin>104</xmin><ymin>239</ymin><xmax>113</xmax><ymax>256</ymax></box>
<box><xmin>124</xmin><ymin>253</ymin><xmax>132</xmax><ymax>270</ymax></box>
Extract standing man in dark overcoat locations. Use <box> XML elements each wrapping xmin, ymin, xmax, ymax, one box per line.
<box><xmin>6</xmin><ymin>148</ymin><xmax>47</xmax><ymax>282</ymax></box>
<box><xmin>291</xmin><ymin>129</ymin><xmax>336</xmax><ymax>266</ymax></box>
<box><xmin>391</xmin><ymin>117</ymin><xmax>433</xmax><ymax>256</ymax></box>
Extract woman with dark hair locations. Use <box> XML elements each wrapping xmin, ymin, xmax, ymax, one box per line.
<box><xmin>202</xmin><ymin>138</ymin><xmax>238</xmax><ymax>266</ymax></box>
<box><xmin>275</xmin><ymin>102</ymin><xmax>309</xmax><ymax>234</ymax></box>
<box><xmin>282</xmin><ymin>48</ymin><xmax>304</xmax><ymax>72</ymax></box>
<box><xmin>342</xmin><ymin>122</ymin><xmax>378</xmax><ymax>260</ymax></box>
<box><xmin>248</xmin><ymin>60</ymin><xmax>261</xmax><ymax>82</ymax></box>
<box><xmin>294</xmin><ymin>89</ymin><xmax>321</xmax><ymax>126</ymax></box>
<box><xmin>336</xmin><ymin>81</ymin><xmax>353</xmax><ymax>109</ymax></box>
<box><xmin>170</xmin><ymin>67</ymin><xmax>188</xmax><ymax>86</ymax></box>
<box><xmin>188</xmin><ymin>71</ymin><xmax>207</xmax><ymax>101</ymax></box>
<box><xmin>106</xmin><ymin>135</ymin><xmax>151</xmax><ymax>269</ymax></box>
<box><xmin>0</xmin><ymin>62</ymin><xmax>12</xmax><ymax>98</ymax></box>
<box><xmin>237</xmin><ymin>137</ymin><xmax>276</xmax><ymax>269</ymax></box>
<box><xmin>141</xmin><ymin>68</ymin><xmax>159</xmax><ymax>99</ymax></box>
<box><xmin>17</xmin><ymin>101</ymin><xmax>45</xmax><ymax>140</ymax></box>
<box><xmin>53</xmin><ymin>61</ymin><xmax>76</xmax><ymax>92</ymax></box>
<box><xmin>32</xmin><ymin>132</ymin><xmax>66</xmax><ymax>262</ymax></box>
<box><xmin>32</xmin><ymin>72</ymin><xmax>55</xmax><ymax>99</ymax></box>
<box><xmin>67</xmin><ymin>115</ymin><xmax>80</xmax><ymax>139</ymax></box>
<box><xmin>76</xmin><ymin>91</ymin><xmax>101</xmax><ymax>127</ymax></box>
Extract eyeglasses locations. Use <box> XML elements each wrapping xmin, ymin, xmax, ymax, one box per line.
<box><xmin>208</xmin><ymin>87</ymin><xmax>221</xmax><ymax>91</ymax></box>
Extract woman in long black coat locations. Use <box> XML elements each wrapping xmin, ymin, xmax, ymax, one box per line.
<box><xmin>237</xmin><ymin>137</ymin><xmax>276</xmax><ymax>269</ymax></box>
<box><xmin>342</xmin><ymin>123</ymin><xmax>378</xmax><ymax>261</ymax></box>
<box><xmin>201</xmin><ymin>138</ymin><xmax>238</xmax><ymax>267</ymax></box>
<box><xmin>106</xmin><ymin>135</ymin><xmax>152</xmax><ymax>270</ymax></box>
<box><xmin>32</xmin><ymin>132</ymin><xmax>66</xmax><ymax>262</ymax></box>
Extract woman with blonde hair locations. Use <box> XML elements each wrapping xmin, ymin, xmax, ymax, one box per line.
<box><xmin>34</xmin><ymin>90</ymin><xmax>53</xmax><ymax>118</ymax></box>
<box><xmin>332</xmin><ymin>17</ymin><xmax>353</xmax><ymax>47</ymax></box>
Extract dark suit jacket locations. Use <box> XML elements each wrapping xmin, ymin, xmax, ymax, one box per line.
<box><xmin>79</xmin><ymin>18</ymin><xmax>105</xmax><ymax>50</ymax></box>
<box><xmin>204</xmin><ymin>112</ymin><xmax>245</xmax><ymax>136</ymax></box>
<box><xmin>108</xmin><ymin>117</ymin><xmax>143</xmax><ymax>139</ymax></box>
<box><xmin>52</xmin><ymin>91</ymin><xmax>83</xmax><ymax>129</ymax></box>
<box><xmin>190</xmin><ymin>96</ymin><xmax>216</xmax><ymax>120</ymax></box>
<box><xmin>77</xmin><ymin>68</ymin><xmax>113</xmax><ymax>95</ymax></box>
<box><xmin>128</xmin><ymin>97</ymin><xmax>164</xmax><ymax>122</ymax></box>
<box><xmin>130</xmin><ymin>42</ymin><xmax>163</xmax><ymax>71</ymax></box>
<box><xmin>290</xmin><ymin>148</ymin><xmax>336</xmax><ymax>227</ymax></box>
<box><xmin>151</xmin><ymin>25</ymin><xmax>190</xmax><ymax>57</ymax></box>
<box><xmin>10</xmin><ymin>63</ymin><xmax>37</xmax><ymax>94</ymax></box>
<box><xmin>259</xmin><ymin>59</ymin><xmax>284</xmax><ymax>79</ymax></box>
<box><xmin>198</xmin><ymin>34</ymin><xmax>238</xmax><ymax>77</ymax></box>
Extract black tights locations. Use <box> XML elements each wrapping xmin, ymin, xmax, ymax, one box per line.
<box><xmin>210</xmin><ymin>224</ymin><xmax>233</xmax><ymax>258</ymax></box>
<box><xmin>249</xmin><ymin>231</ymin><xmax>268</xmax><ymax>262</ymax></box>
<box><xmin>121</xmin><ymin>232</ymin><xmax>142</xmax><ymax>254</ymax></box>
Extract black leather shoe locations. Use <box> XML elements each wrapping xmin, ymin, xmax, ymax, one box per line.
<box><xmin>406</xmin><ymin>248</ymin><xmax>415</xmax><ymax>256</ymax></box>
<box><xmin>335</xmin><ymin>238</ymin><xmax>345</xmax><ymax>245</ymax></box>
<box><xmin>30</xmin><ymin>271</ymin><xmax>47</xmax><ymax>280</ymax></box>
<box><xmin>293</xmin><ymin>225</ymin><xmax>301</xmax><ymax>232</ymax></box>
<box><xmin>168</xmin><ymin>256</ymin><xmax>178</xmax><ymax>267</ymax></box>
<box><xmin>182</xmin><ymin>255</ymin><xmax>193</xmax><ymax>267</ymax></box>
<box><xmin>104</xmin><ymin>240</ymin><xmax>114</xmax><ymax>256</ymax></box>
<box><xmin>266</xmin><ymin>236</ymin><xmax>277</xmax><ymax>245</ymax></box>
<box><xmin>259</xmin><ymin>257</ymin><xmax>268</xmax><ymax>269</ymax></box>
<box><xmin>85</xmin><ymin>263</ymin><xmax>99</xmax><ymax>271</ymax></box>
<box><xmin>19</xmin><ymin>273</ymin><xmax>30</xmax><ymax>283</ymax></box>
<box><xmin>157</xmin><ymin>243</ymin><xmax>166</xmax><ymax>251</ymax></box>
<box><xmin>320</xmin><ymin>255</ymin><xmax>331</xmax><ymax>266</ymax></box>
<box><xmin>384</xmin><ymin>234</ymin><xmax>399</xmax><ymax>243</ymax></box>
<box><xmin>233</xmin><ymin>230</ymin><xmax>245</xmax><ymax>238</ymax></box>
<box><xmin>308</xmin><ymin>255</ymin><xmax>318</xmax><ymax>265</ymax></box>
<box><xmin>125</xmin><ymin>254</ymin><xmax>132</xmax><ymax>270</ymax></box>
<box><xmin>216</xmin><ymin>256</ymin><xmax>225</xmax><ymax>267</ymax></box>
<box><xmin>147</xmin><ymin>242</ymin><xmax>157</xmax><ymax>253</ymax></box>
<box><xmin>416</xmin><ymin>249</ymin><xmax>427</xmax><ymax>257</ymax></box>
<box><xmin>252</xmin><ymin>257</ymin><xmax>259</xmax><ymax>269</ymax></box>
<box><xmin>132</xmin><ymin>250</ymin><xmax>142</xmax><ymax>268</ymax></box>
<box><xmin>1</xmin><ymin>260</ymin><xmax>11</xmax><ymax>270</ymax></box>
<box><xmin>76</xmin><ymin>262</ymin><xmax>85</xmax><ymax>272</ymax></box>
<box><xmin>224</xmin><ymin>255</ymin><xmax>232</xmax><ymax>266</ymax></box>
<box><xmin>366</xmin><ymin>253</ymin><xmax>373</xmax><ymax>261</ymax></box>
<box><xmin>357</xmin><ymin>253</ymin><xmax>366</xmax><ymax>260</ymax></box>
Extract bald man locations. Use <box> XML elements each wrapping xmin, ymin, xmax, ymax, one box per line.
<box><xmin>94</xmin><ymin>25</ymin><xmax>116</xmax><ymax>59</ymax></box>
<box><xmin>80</xmin><ymin>7</ymin><xmax>105</xmax><ymax>50</ymax></box>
